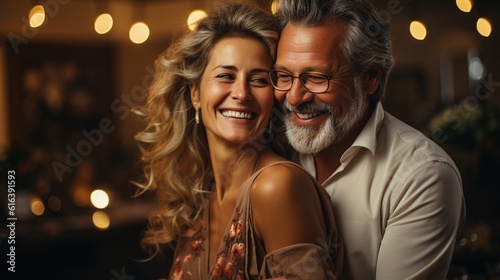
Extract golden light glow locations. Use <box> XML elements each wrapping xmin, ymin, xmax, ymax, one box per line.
<box><xmin>92</xmin><ymin>211</ymin><xmax>110</xmax><ymax>229</ymax></box>
<box><xmin>31</xmin><ymin>198</ymin><xmax>45</xmax><ymax>216</ymax></box>
<box><xmin>129</xmin><ymin>22</ymin><xmax>150</xmax><ymax>44</ymax></box>
<box><xmin>477</xmin><ymin>17</ymin><xmax>492</xmax><ymax>37</ymax></box>
<box><xmin>48</xmin><ymin>196</ymin><xmax>62</xmax><ymax>212</ymax></box>
<box><xmin>456</xmin><ymin>0</ymin><xmax>473</xmax><ymax>13</ymax></box>
<box><xmin>94</xmin><ymin>13</ymin><xmax>113</xmax><ymax>34</ymax></box>
<box><xmin>73</xmin><ymin>185</ymin><xmax>91</xmax><ymax>207</ymax></box>
<box><xmin>410</xmin><ymin>20</ymin><xmax>427</xmax><ymax>40</ymax></box>
<box><xmin>187</xmin><ymin>10</ymin><xmax>207</xmax><ymax>31</ymax></box>
<box><xmin>29</xmin><ymin>5</ymin><xmax>45</xmax><ymax>28</ymax></box>
<box><xmin>271</xmin><ymin>0</ymin><xmax>279</xmax><ymax>15</ymax></box>
<box><xmin>90</xmin><ymin>189</ymin><xmax>109</xmax><ymax>209</ymax></box>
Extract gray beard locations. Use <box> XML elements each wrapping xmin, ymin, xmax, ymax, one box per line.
<box><xmin>283</xmin><ymin>84</ymin><xmax>366</xmax><ymax>154</ymax></box>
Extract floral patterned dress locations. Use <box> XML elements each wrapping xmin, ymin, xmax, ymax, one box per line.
<box><xmin>169</xmin><ymin>161</ymin><xmax>343</xmax><ymax>279</ymax></box>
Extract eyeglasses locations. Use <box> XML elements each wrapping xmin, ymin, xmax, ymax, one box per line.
<box><xmin>268</xmin><ymin>70</ymin><xmax>332</xmax><ymax>93</ymax></box>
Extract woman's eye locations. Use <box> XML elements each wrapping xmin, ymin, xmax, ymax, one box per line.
<box><xmin>216</xmin><ymin>73</ymin><xmax>235</xmax><ymax>81</ymax></box>
<box><xmin>249</xmin><ymin>76</ymin><xmax>270</xmax><ymax>87</ymax></box>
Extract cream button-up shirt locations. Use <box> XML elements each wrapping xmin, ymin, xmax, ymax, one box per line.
<box><xmin>299</xmin><ymin>102</ymin><xmax>466</xmax><ymax>280</ymax></box>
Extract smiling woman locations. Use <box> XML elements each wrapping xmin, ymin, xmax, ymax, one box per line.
<box><xmin>133</xmin><ymin>2</ymin><xmax>342</xmax><ymax>279</ymax></box>
<box><xmin>190</xmin><ymin>37</ymin><xmax>274</xmax><ymax>146</ymax></box>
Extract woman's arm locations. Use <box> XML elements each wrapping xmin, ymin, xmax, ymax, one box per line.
<box><xmin>251</xmin><ymin>163</ymin><xmax>339</xmax><ymax>279</ymax></box>
<box><xmin>252</xmin><ymin>164</ymin><xmax>327</xmax><ymax>250</ymax></box>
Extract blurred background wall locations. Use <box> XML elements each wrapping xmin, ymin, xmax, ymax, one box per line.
<box><xmin>0</xmin><ymin>0</ymin><xmax>499</xmax><ymax>279</ymax></box>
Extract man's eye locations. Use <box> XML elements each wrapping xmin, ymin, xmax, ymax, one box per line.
<box><xmin>277</xmin><ymin>74</ymin><xmax>292</xmax><ymax>82</ymax></box>
<box><xmin>305</xmin><ymin>75</ymin><xmax>327</xmax><ymax>84</ymax></box>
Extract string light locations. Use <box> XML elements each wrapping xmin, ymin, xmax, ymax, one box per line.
<box><xmin>410</xmin><ymin>20</ymin><xmax>427</xmax><ymax>40</ymax></box>
<box><xmin>456</xmin><ymin>0</ymin><xmax>473</xmax><ymax>13</ymax></box>
<box><xmin>31</xmin><ymin>198</ymin><xmax>45</xmax><ymax>216</ymax></box>
<box><xmin>129</xmin><ymin>22</ymin><xmax>150</xmax><ymax>44</ymax></box>
<box><xmin>129</xmin><ymin>0</ymin><xmax>150</xmax><ymax>44</ymax></box>
<box><xmin>187</xmin><ymin>10</ymin><xmax>207</xmax><ymax>31</ymax></box>
<box><xmin>477</xmin><ymin>17</ymin><xmax>492</xmax><ymax>37</ymax></box>
<box><xmin>92</xmin><ymin>211</ymin><xmax>110</xmax><ymax>229</ymax></box>
<box><xmin>29</xmin><ymin>4</ymin><xmax>45</xmax><ymax>28</ymax></box>
<box><xmin>90</xmin><ymin>189</ymin><xmax>110</xmax><ymax>209</ymax></box>
<box><xmin>94</xmin><ymin>13</ymin><xmax>113</xmax><ymax>34</ymax></box>
<box><xmin>271</xmin><ymin>0</ymin><xmax>279</xmax><ymax>15</ymax></box>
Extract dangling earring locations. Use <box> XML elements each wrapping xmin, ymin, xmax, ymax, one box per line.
<box><xmin>195</xmin><ymin>109</ymin><xmax>200</xmax><ymax>124</ymax></box>
<box><xmin>267</xmin><ymin>121</ymin><xmax>273</xmax><ymax>135</ymax></box>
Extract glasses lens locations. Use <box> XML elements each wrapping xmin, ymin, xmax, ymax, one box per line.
<box><xmin>301</xmin><ymin>74</ymin><xmax>329</xmax><ymax>93</ymax></box>
<box><xmin>270</xmin><ymin>70</ymin><xmax>292</xmax><ymax>91</ymax></box>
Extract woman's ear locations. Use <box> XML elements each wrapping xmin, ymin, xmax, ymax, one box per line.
<box><xmin>190</xmin><ymin>84</ymin><xmax>200</xmax><ymax>109</ymax></box>
<box><xmin>364</xmin><ymin>66</ymin><xmax>382</xmax><ymax>95</ymax></box>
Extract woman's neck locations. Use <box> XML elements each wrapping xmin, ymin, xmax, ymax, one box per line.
<box><xmin>208</xmin><ymin>138</ymin><xmax>273</xmax><ymax>202</ymax></box>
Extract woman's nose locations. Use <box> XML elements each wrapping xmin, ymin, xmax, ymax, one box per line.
<box><xmin>230</xmin><ymin>80</ymin><xmax>253</xmax><ymax>102</ymax></box>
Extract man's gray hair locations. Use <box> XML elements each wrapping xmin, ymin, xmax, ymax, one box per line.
<box><xmin>276</xmin><ymin>0</ymin><xmax>394</xmax><ymax>104</ymax></box>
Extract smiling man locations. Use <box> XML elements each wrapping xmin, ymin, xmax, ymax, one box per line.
<box><xmin>271</xmin><ymin>0</ymin><xmax>466</xmax><ymax>279</ymax></box>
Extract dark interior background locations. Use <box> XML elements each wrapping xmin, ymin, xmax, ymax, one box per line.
<box><xmin>0</xmin><ymin>0</ymin><xmax>499</xmax><ymax>279</ymax></box>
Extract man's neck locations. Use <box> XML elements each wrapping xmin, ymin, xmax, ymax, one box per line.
<box><xmin>313</xmin><ymin>105</ymin><xmax>374</xmax><ymax>184</ymax></box>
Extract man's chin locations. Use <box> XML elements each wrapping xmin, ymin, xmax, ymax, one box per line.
<box><xmin>285</xmin><ymin>123</ymin><xmax>335</xmax><ymax>154</ymax></box>
<box><xmin>286</xmin><ymin>126</ymin><xmax>322</xmax><ymax>154</ymax></box>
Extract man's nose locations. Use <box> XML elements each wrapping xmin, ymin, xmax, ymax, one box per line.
<box><xmin>286</xmin><ymin>80</ymin><xmax>314</xmax><ymax>107</ymax></box>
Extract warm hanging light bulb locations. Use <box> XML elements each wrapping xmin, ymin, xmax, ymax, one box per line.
<box><xmin>129</xmin><ymin>21</ymin><xmax>150</xmax><ymax>44</ymax></box>
<box><xmin>90</xmin><ymin>189</ymin><xmax>110</xmax><ymax>209</ymax></box>
<box><xmin>92</xmin><ymin>211</ymin><xmax>110</xmax><ymax>229</ymax></box>
<box><xmin>410</xmin><ymin>20</ymin><xmax>427</xmax><ymax>40</ymax></box>
<box><xmin>187</xmin><ymin>10</ymin><xmax>207</xmax><ymax>31</ymax></box>
<box><xmin>477</xmin><ymin>17</ymin><xmax>492</xmax><ymax>37</ymax></box>
<box><xmin>456</xmin><ymin>0</ymin><xmax>473</xmax><ymax>13</ymax></box>
<box><xmin>31</xmin><ymin>197</ymin><xmax>45</xmax><ymax>216</ymax></box>
<box><xmin>271</xmin><ymin>0</ymin><xmax>279</xmax><ymax>15</ymax></box>
<box><xmin>29</xmin><ymin>4</ymin><xmax>46</xmax><ymax>28</ymax></box>
<box><xmin>94</xmin><ymin>13</ymin><xmax>113</xmax><ymax>34</ymax></box>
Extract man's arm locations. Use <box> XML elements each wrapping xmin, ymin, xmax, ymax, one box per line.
<box><xmin>376</xmin><ymin>161</ymin><xmax>465</xmax><ymax>279</ymax></box>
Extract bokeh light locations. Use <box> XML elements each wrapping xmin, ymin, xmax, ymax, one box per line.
<box><xmin>410</xmin><ymin>20</ymin><xmax>427</xmax><ymax>40</ymax></box>
<box><xmin>456</xmin><ymin>0</ymin><xmax>473</xmax><ymax>13</ymax></box>
<box><xmin>48</xmin><ymin>196</ymin><xmax>62</xmax><ymax>212</ymax></box>
<box><xmin>92</xmin><ymin>211</ymin><xmax>110</xmax><ymax>229</ymax></box>
<box><xmin>94</xmin><ymin>13</ymin><xmax>113</xmax><ymax>34</ymax></box>
<box><xmin>477</xmin><ymin>17</ymin><xmax>492</xmax><ymax>37</ymax></box>
<box><xmin>271</xmin><ymin>0</ymin><xmax>279</xmax><ymax>15</ymax></box>
<box><xmin>129</xmin><ymin>22</ymin><xmax>150</xmax><ymax>44</ymax></box>
<box><xmin>31</xmin><ymin>197</ymin><xmax>45</xmax><ymax>216</ymax></box>
<box><xmin>29</xmin><ymin>5</ymin><xmax>46</xmax><ymax>28</ymax></box>
<box><xmin>90</xmin><ymin>189</ymin><xmax>109</xmax><ymax>209</ymax></box>
<box><xmin>187</xmin><ymin>10</ymin><xmax>207</xmax><ymax>31</ymax></box>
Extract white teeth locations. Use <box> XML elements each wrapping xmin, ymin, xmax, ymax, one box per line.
<box><xmin>296</xmin><ymin>112</ymin><xmax>320</xmax><ymax>119</ymax></box>
<box><xmin>221</xmin><ymin>110</ymin><xmax>254</xmax><ymax>120</ymax></box>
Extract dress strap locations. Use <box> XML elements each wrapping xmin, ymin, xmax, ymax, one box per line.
<box><xmin>249</xmin><ymin>160</ymin><xmax>316</xmax><ymax>185</ymax></box>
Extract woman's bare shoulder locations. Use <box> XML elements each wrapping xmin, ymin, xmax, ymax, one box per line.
<box><xmin>251</xmin><ymin>161</ymin><xmax>316</xmax><ymax>198</ymax></box>
<box><xmin>250</xmin><ymin>161</ymin><xmax>327</xmax><ymax>252</ymax></box>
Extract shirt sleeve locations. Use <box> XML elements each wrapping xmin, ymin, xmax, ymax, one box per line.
<box><xmin>376</xmin><ymin>161</ymin><xmax>466</xmax><ymax>280</ymax></box>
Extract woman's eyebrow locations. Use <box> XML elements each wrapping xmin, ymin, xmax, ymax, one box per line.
<box><xmin>213</xmin><ymin>65</ymin><xmax>270</xmax><ymax>73</ymax></box>
<box><xmin>213</xmin><ymin>64</ymin><xmax>237</xmax><ymax>71</ymax></box>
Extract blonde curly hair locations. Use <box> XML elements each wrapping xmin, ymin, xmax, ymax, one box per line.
<box><xmin>134</xmin><ymin>2</ymin><xmax>280</xmax><ymax>255</ymax></box>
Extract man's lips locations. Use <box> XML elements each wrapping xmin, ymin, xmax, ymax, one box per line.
<box><xmin>295</xmin><ymin>111</ymin><xmax>324</xmax><ymax>120</ymax></box>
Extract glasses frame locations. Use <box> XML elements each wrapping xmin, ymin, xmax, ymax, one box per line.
<box><xmin>268</xmin><ymin>69</ymin><xmax>333</xmax><ymax>94</ymax></box>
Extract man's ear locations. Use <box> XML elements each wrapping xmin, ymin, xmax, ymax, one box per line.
<box><xmin>190</xmin><ymin>84</ymin><xmax>200</xmax><ymax>109</ymax></box>
<box><xmin>364</xmin><ymin>66</ymin><xmax>382</xmax><ymax>95</ymax></box>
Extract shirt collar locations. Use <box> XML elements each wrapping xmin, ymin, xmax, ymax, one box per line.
<box><xmin>299</xmin><ymin>102</ymin><xmax>385</xmax><ymax>172</ymax></box>
<box><xmin>348</xmin><ymin>101</ymin><xmax>385</xmax><ymax>157</ymax></box>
